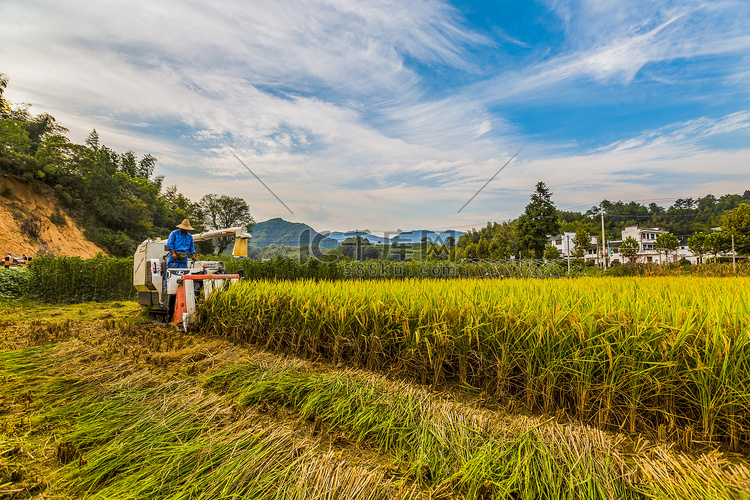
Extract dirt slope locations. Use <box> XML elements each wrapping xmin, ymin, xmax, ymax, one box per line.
<box><xmin>0</xmin><ymin>173</ymin><xmax>104</xmax><ymax>258</ymax></box>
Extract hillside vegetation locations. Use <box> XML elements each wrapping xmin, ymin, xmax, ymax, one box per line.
<box><xmin>0</xmin><ymin>73</ymin><xmax>253</xmax><ymax>257</ymax></box>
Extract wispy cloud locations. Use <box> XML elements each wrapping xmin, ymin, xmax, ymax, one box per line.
<box><xmin>604</xmin><ymin>111</ymin><xmax>750</xmax><ymax>153</ymax></box>
<box><xmin>476</xmin><ymin>1</ymin><xmax>750</xmax><ymax>103</ymax></box>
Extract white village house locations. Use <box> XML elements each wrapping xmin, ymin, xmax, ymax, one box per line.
<box><xmin>548</xmin><ymin>232</ymin><xmax>600</xmax><ymax>264</ymax></box>
<box><xmin>548</xmin><ymin>225</ymin><xmax>701</xmax><ymax>265</ymax></box>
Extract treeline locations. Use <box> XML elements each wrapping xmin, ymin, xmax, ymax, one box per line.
<box><xmin>0</xmin><ymin>73</ymin><xmax>253</xmax><ymax>257</ymax></box>
<box><xmin>559</xmin><ymin>195</ymin><xmax>750</xmax><ymax>239</ymax></box>
<box><xmin>455</xmin><ymin>184</ymin><xmax>750</xmax><ymax>260</ymax></box>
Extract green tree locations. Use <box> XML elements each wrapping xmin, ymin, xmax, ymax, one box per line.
<box><xmin>477</xmin><ymin>239</ymin><xmax>490</xmax><ymax>258</ymax></box>
<box><xmin>0</xmin><ymin>73</ymin><xmax>9</xmax><ymax>116</ymax></box>
<box><xmin>85</xmin><ymin>129</ymin><xmax>100</xmax><ymax>150</ymax></box>
<box><xmin>0</xmin><ymin>118</ymin><xmax>34</xmax><ymax>174</ymax></box>
<box><xmin>687</xmin><ymin>232</ymin><xmax>708</xmax><ymax>264</ymax></box>
<box><xmin>426</xmin><ymin>243</ymin><xmax>449</xmax><ymax>261</ymax></box>
<box><xmin>340</xmin><ymin>236</ymin><xmax>372</xmax><ymax>261</ymax></box>
<box><xmin>543</xmin><ymin>243</ymin><xmax>561</xmax><ymax>261</ymax></box>
<box><xmin>362</xmin><ymin>244</ymin><xmax>380</xmax><ymax>261</ymax></box>
<box><xmin>200</xmin><ymin>194</ymin><xmax>255</xmax><ymax>254</ymax></box>
<box><xmin>705</xmin><ymin>232</ymin><xmax>728</xmax><ymax>260</ymax></box>
<box><xmin>479</xmin><ymin>222</ymin><xmax>514</xmax><ymax>259</ymax></box>
<box><xmin>162</xmin><ymin>186</ymin><xmax>203</xmax><ymax>227</ymax></box>
<box><xmin>722</xmin><ymin>203</ymin><xmax>750</xmax><ymax>255</ymax></box>
<box><xmin>655</xmin><ymin>233</ymin><xmax>679</xmax><ymax>263</ymax></box>
<box><xmin>619</xmin><ymin>236</ymin><xmax>639</xmax><ymax>263</ymax></box>
<box><xmin>516</xmin><ymin>182</ymin><xmax>561</xmax><ymax>259</ymax></box>
<box><xmin>488</xmin><ymin>239</ymin><xmax>500</xmax><ymax>259</ymax></box>
<box><xmin>572</xmin><ymin>226</ymin><xmax>590</xmax><ymax>261</ymax></box>
<box><xmin>23</xmin><ymin>113</ymin><xmax>67</xmax><ymax>150</ymax></box>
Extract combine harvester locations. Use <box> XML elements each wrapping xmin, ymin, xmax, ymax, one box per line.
<box><xmin>133</xmin><ymin>226</ymin><xmax>251</xmax><ymax>329</ymax></box>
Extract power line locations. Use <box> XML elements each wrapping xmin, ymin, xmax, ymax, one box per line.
<box><xmin>602</xmin><ymin>213</ymin><xmax>717</xmax><ymax>219</ymax></box>
<box><xmin>457</xmin><ymin>146</ymin><xmax>524</xmax><ymax>214</ymax></box>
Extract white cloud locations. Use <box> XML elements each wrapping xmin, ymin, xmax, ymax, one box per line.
<box><xmin>1</xmin><ymin>0</ymin><xmax>749</xmax><ymax>232</ymax></box>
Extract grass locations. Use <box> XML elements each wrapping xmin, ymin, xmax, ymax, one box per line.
<box><xmin>202</xmin><ymin>361</ymin><xmax>636</xmax><ymax>498</ymax></box>
<box><xmin>0</xmin><ymin>301</ymin><xmax>144</xmax><ymax>351</ymax></box>
<box><xmin>201</xmin><ymin>359</ymin><xmax>750</xmax><ymax>499</ymax></box>
<box><xmin>0</xmin><ymin>300</ymin><xmax>141</xmax><ymax>324</ymax></box>
<box><xmin>0</xmin><ymin>344</ymin><xmax>411</xmax><ymax>499</ymax></box>
<box><xmin>2</xmin><ymin>333</ymin><xmax>748</xmax><ymax>499</ymax></box>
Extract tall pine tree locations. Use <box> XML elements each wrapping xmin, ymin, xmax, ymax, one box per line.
<box><xmin>516</xmin><ymin>182</ymin><xmax>561</xmax><ymax>259</ymax></box>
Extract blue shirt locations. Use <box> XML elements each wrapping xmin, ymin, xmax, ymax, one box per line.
<box><xmin>166</xmin><ymin>230</ymin><xmax>195</xmax><ymax>265</ymax></box>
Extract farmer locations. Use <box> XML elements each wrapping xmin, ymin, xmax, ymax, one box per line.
<box><xmin>166</xmin><ymin>219</ymin><xmax>196</xmax><ymax>270</ymax></box>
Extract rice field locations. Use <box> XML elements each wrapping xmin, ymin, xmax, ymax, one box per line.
<box><xmin>198</xmin><ymin>276</ymin><xmax>750</xmax><ymax>451</ymax></box>
<box><xmin>3</xmin><ymin>276</ymin><xmax>750</xmax><ymax>499</ymax></box>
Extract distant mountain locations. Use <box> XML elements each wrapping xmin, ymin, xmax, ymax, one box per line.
<box><xmin>323</xmin><ymin>230</ymin><xmax>384</xmax><ymax>245</ymax></box>
<box><xmin>250</xmin><ymin>218</ymin><xmax>337</xmax><ymax>249</ymax></box>
<box><xmin>388</xmin><ymin>229</ymin><xmax>465</xmax><ymax>245</ymax></box>
<box><xmin>251</xmin><ymin>218</ymin><xmax>464</xmax><ymax>249</ymax></box>
<box><xmin>323</xmin><ymin>229</ymin><xmax>465</xmax><ymax>245</ymax></box>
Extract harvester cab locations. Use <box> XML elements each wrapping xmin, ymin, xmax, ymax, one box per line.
<box><xmin>133</xmin><ymin>226</ymin><xmax>251</xmax><ymax>330</ymax></box>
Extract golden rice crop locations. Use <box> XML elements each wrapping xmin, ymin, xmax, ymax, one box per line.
<box><xmin>198</xmin><ymin>276</ymin><xmax>750</xmax><ymax>450</ymax></box>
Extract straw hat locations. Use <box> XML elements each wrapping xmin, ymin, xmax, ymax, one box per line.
<box><xmin>176</xmin><ymin>219</ymin><xmax>194</xmax><ymax>231</ymax></box>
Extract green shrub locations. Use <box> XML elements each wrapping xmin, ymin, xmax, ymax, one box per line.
<box><xmin>0</xmin><ymin>268</ymin><xmax>30</xmax><ymax>301</ymax></box>
<box><xmin>20</xmin><ymin>215</ymin><xmax>42</xmax><ymax>239</ymax></box>
<box><xmin>83</xmin><ymin>227</ymin><xmax>137</xmax><ymax>258</ymax></box>
<box><xmin>50</xmin><ymin>209</ymin><xmax>66</xmax><ymax>226</ymax></box>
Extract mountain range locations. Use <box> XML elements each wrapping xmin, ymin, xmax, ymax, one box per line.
<box><xmin>250</xmin><ymin>218</ymin><xmax>465</xmax><ymax>248</ymax></box>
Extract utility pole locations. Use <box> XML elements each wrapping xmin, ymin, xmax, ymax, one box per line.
<box><xmin>732</xmin><ymin>233</ymin><xmax>736</xmax><ymax>274</ymax></box>
<box><xmin>566</xmin><ymin>234</ymin><xmax>571</xmax><ymax>277</ymax></box>
<box><xmin>600</xmin><ymin>202</ymin><xmax>607</xmax><ymax>270</ymax></box>
<box><xmin>355</xmin><ymin>230</ymin><xmax>360</xmax><ymax>261</ymax></box>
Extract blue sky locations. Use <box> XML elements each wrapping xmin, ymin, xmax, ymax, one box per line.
<box><xmin>1</xmin><ymin>0</ymin><xmax>749</xmax><ymax>233</ymax></box>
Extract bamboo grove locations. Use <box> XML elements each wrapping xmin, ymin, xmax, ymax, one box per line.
<box><xmin>197</xmin><ymin>277</ymin><xmax>750</xmax><ymax>451</ymax></box>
